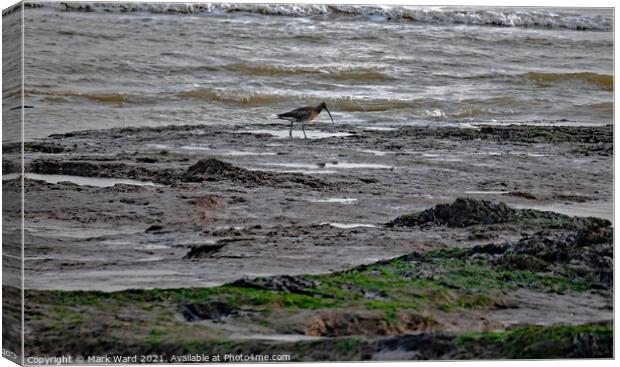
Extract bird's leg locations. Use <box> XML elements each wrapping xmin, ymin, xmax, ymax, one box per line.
<box><xmin>302</xmin><ymin>123</ymin><xmax>307</xmax><ymax>139</ymax></box>
<box><xmin>289</xmin><ymin>121</ymin><xmax>294</xmax><ymax>138</ymax></box>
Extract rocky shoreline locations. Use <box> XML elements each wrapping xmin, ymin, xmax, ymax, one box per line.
<box><xmin>4</xmin><ymin>200</ymin><xmax>613</xmax><ymax>359</ymax></box>
<box><xmin>2</xmin><ymin>122</ymin><xmax>613</xmax><ymax>359</ymax></box>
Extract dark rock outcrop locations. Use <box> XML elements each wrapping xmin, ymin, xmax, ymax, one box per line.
<box><xmin>4</xmin><ymin>141</ymin><xmax>64</xmax><ymax>154</ymax></box>
<box><xmin>180</xmin><ymin>301</ymin><xmax>240</xmax><ymax>321</ymax></box>
<box><xmin>182</xmin><ymin>158</ymin><xmax>271</xmax><ymax>185</ymax></box>
<box><xmin>231</xmin><ymin>275</ymin><xmax>319</xmax><ymax>296</ymax></box>
<box><xmin>371</xmin><ymin>333</ymin><xmax>454</xmax><ymax>360</ymax></box>
<box><xmin>571</xmin><ymin>331</ymin><xmax>613</xmax><ymax>358</ymax></box>
<box><xmin>386</xmin><ymin>203</ymin><xmax>612</xmax><ymax>290</ymax></box>
<box><xmin>389</xmin><ymin>198</ymin><xmax>516</xmax><ymax>228</ymax></box>
<box><xmin>182</xmin><ymin>158</ymin><xmax>328</xmax><ymax>189</ymax></box>
<box><xmin>389</xmin><ymin>198</ymin><xmax>611</xmax><ymax>231</ymax></box>
<box><xmin>27</xmin><ymin>159</ymin><xmax>178</xmax><ymax>184</ymax></box>
<box><xmin>183</xmin><ymin>243</ymin><xmax>226</xmax><ymax>259</ymax></box>
<box><xmin>394</xmin><ymin>125</ymin><xmax>613</xmax><ymax>145</ymax></box>
<box><xmin>461</xmin><ymin>219</ymin><xmax>613</xmax><ymax>289</ymax></box>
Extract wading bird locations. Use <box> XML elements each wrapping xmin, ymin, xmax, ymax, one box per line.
<box><xmin>277</xmin><ymin>102</ymin><xmax>334</xmax><ymax>139</ymax></box>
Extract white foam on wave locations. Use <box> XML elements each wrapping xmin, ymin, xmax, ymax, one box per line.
<box><xmin>30</xmin><ymin>3</ymin><xmax>612</xmax><ymax>31</ymax></box>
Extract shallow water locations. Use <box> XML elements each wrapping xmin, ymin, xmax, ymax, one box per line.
<box><xmin>24</xmin><ymin>224</ymin><xmax>142</xmax><ymax>240</ymax></box>
<box><xmin>243</xmin><ymin>129</ymin><xmax>354</xmax><ymax>139</ymax></box>
<box><xmin>465</xmin><ymin>190</ymin><xmax>511</xmax><ymax>195</ymax></box>
<box><xmin>362</xmin><ymin>126</ymin><xmax>398</xmax><ymax>131</ymax></box>
<box><xmin>514</xmin><ymin>201</ymin><xmax>614</xmax><ymax>224</ymax></box>
<box><xmin>325</xmin><ymin>162</ymin><xmax>394</xmax><ymax>169</ymax></box>
<box><xmin>8</xmin><ymin>4</ymin><xmax>612</xmax><ymax>142</ymax></box>
<box><xmin>3</xmin><ymin>173</ymin><xmax>159</xmax><ymax>187</ymax></box>
<box><xmin>147</xmin><ymin>143</ymin><xmax>279</xmax><ymax>156</ymax></box>
<box><xmin>311</xmin><ymin>197</ymin><xmax>358</xmax><ymax>204</ymax></box>
<box><xmin>258</xmin><ymin>161</ymin><xmax>394</xmax><ymax>171</ymax></box>
<box><xmin>322</xmin><ymin>222</ymin><xmax>380</xmax><ymax>229</ymax></box>
<box><xmin>267</xmin><ymin>169</ymin><xmax>339</xmax><ymax>175</ymax></box>
<box><xmin>358</xmin><ymin>149</ymin><xmax>390</xmax><ymax>156</ymax></box>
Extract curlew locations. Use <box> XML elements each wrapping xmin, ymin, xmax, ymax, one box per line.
<box><xmin>277</xmin><ymin>102</ymin><xmax>334</xmax><ymax>139</ymax></box>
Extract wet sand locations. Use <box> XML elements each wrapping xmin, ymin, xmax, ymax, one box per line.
<box><xmin>1</xmin><ymin>122</ymin><xmax>613</xmax><ymax>360</ymax></box>
<box><xmin>2</xmin><ymin>123</ymin><xmax>612</xmax><ymax>291</ymax></box>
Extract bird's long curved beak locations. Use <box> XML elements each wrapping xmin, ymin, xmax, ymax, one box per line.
<box><xmin>324</xmin><ymin>106</ymin><xmax>334</xmax><ymax>123</ymax></box>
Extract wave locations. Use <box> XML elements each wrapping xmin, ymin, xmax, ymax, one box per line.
<box><xmin>174</xmin><ymin>88</ymin><xmax>564</xmax><ymax>115</ymax></box>
<box><xmin>176</xmin><ymin>88</ymin><xmax>296</xmax><ymax>105</ymax></box>
<box><xmin>424</xmin><ymin>98</ymin><xmax>614</xmax><ymax>120</ymax></box>
<box><xmin>175</xmin><ymin>88</ymin><xmax>415</xmax><ymax>111</ymax></box>
<box><xmin>23</xmin><ymin>89</ymin><xmax>147</xmax><ymax>104</ymax></box>
<box><xmin>24</xmin><ymin>86</ymin><xmax>415</xmax><ymax>111</ymax></box>
<box><xmin>24</xmin><ymin>86</ymin><xmax>612</xmax><ymax>122</ymax></box>
<box><xmin>585</xmin><ymin>101</ymin><xmax>613</xmax><ymax>114</ymax></box>
<box><xmin>26</xmin><ymin>3</ymin><xmax>613</xmax><ymax>31</ymax></box>
<box><xmin>328</xmin><ymin>97</ymin><xmax>412</xmax><ymax>112</ymax></box>
<box><xmin>524</xmin><ymin>72</ymin><xmax>613</xmax><ymax>91</ymax></box>
<box><xmin>445</xmin><ymin>71</ymin><xmax>613</xmax><ymax>91</ymax></box>
<box><xmin>223</xmin><ymin>63</ymin><xmax>390</xmax><ymax>81</ymax></box>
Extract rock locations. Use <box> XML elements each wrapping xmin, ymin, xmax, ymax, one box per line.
<box><xmin>462</xmin><ymin>219</ymin><xmax>613</xmax><ymax>289</ymax></box>
<box><xmin>503</xmin><ymin>191</ymin><xmax>537</xmax><ymax>200</ymax></box>
<box><xmin>4</xmin><ymin>142</ymin><xmax>64</xmax><ymax>154</ymax></box>
<box><xmin>494</xmin><ymin>253</ymin><xmax>550</xmax><ymax>272</ymax></box>
<box><xmin>372</xmin><ymin>333</ymin><xmax>454</xmax><ymax>360</ymax></box>
<box><xmin>1</xmin><ymin>159</ymin><xmax>21</xmax><ymax>174</ymax></box>
<box><xmin>230</xmin><ymin>275</ymin><xmax>319</xmax><ymax>296</ymax></box>
<box><xmin>26</xmin><ymin>142</ymin><xmax>64</xmax><ymax>153</ymax></box>
<box><xmin>389</xmin><ymin>198</ymin><xmax>516</xmax><ymax>228</ymax></box>
<box><xmin>182</xmin><ymin>158</ymin><xmax>325</xmax><ymax>189</ymax></box>
<box><xmin>553</xmin><ymin>194</ymin><xmax>592</xmax><ymax>203</ymax></box>
<box><xmin>571</xmin><ymin>331</ymin><xmax>612</xmax><ymax>358</ymax></box>
<box><xmin>306</xmin><ymin>310</ymin><xmax>438</xmax><ymax>337</ymax></box>
<box><xmin>183</xmin><ymin>158</ymin><xmax>255</xmax><ymax>183</ymax></box>
<box><xmin>575</xmin><ymin>218</ymin><xmax>612</xmax><ymax>245</ymax></box>
<box><xmin>136</xmin><ymin>157</ymin><xmax>158</xmax><ymax>163</ymax></box>
<box><xmin>120</xmin><ymin>198</ymin><xmax>149</xmax><ymax>205</ymax></box>
<box><xmin>183</xmin><ymin>243</ymin><xmax>226</xmax><ymax>259</ymax></box>
<box><xmin>28</xmin><ymin>159</ymin><xmax>179</xmax><ymax>184</ymax></box>
<box><xmin>389</xmin><ymin>198</ymin><xmax>610</xmax><ymax>232</ymax></box>
<box><xmin>145</xmin><ymin>224</ymin><xmax>164</xmax><ymax>233</ymax></box>
<box><xmin>394</xmin><ymin>125</ymin><xmax>613</xmax><ymax>147</ymax></box>
<box><xmin>180</xmin><ymin>301</ymin><xmax>239</xmax><ymax>321</ymax></box>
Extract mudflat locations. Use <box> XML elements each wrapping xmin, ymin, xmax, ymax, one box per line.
<box><xmin>2</xmin><ymin>122</ymin><xmax>613</xmax><ymax>359</ymax></box>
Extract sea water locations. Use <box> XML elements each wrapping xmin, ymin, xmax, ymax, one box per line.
<box><xmin>5</xmin><ymin>3</ymin><xmax>613</xmax><ymax>141</ymax></box>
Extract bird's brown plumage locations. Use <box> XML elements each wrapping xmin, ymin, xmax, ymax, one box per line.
<box><xmin>277</xmin><ymin>102</ymin><xmax>334</xmax><ymax>139</ymax></box>
<box><xmin>278</xmin><ymin>106</ymin><xmax>318</xmax><ymax>123</ymax></box>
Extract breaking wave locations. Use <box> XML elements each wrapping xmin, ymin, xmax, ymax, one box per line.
<box><xmin>175</xmin><ymin>88</ymin><xmax>418</xmax><ymax>111</ymax></box>
<box><xmin>176</xmin><ymin>88</ymin><xmax>295</xmax><ymax>105</ymax></box>
<box><xmin>25</xmin><ymin>3</ymin><xmax>613</xmax><ymax>31</ymax></box>
<box><xmin>174</xmin><ymin>88</ymin><xmax>595</xmax><ymax>118</ymax></box>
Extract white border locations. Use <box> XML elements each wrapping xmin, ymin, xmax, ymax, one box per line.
<box><xmin>0</xmin><ymin>2</ymin><xmax>617</xmax><ymax>367</ymax></box>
